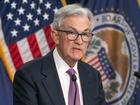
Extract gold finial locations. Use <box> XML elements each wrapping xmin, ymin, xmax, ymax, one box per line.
<box><xmin>137</xmin><ymin>0</ymin><xmax>140</xmax><ymax>8</ymax></box>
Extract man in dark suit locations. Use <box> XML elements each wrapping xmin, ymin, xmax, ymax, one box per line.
<box><xmin>13</xmin><ymin>4</ymin><xmax>107</xmax><ymax>105</ymax></box>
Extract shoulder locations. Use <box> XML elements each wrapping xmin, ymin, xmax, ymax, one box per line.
<box><xmin>15</xmin><ymin>51</ymin><xmax>53</xmax><ymax>76</ymax></box>
<box><xmin>78</xmin><ymin>60</ymin><xmax>98</xmax><ymax>72</ymax></box>
<box><xmin>78</xmin><ymin>60</ymin><xmax>100</xmax><ymax>77</ymax></box>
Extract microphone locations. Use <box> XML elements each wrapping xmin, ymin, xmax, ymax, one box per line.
<box><xmin>71</xmin><ymin>74</ymin><xmax>77</xmax><ymax>81</ymax></box>
<box><xmin>134</xmin><ymin>72</ymin><xmax>140</xmax><ymax>79</ymax></box>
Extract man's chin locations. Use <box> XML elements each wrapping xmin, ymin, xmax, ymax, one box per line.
<box><xmin>72</xmin><ymin>56</ymin><xmax>83</xmax><ymax>61</ymax></box>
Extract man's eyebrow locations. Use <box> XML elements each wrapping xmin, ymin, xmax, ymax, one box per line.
<box><xmin>63</xmin><ymin>26</ymin><xmax>90</xmax><ymax>32</ymax></box>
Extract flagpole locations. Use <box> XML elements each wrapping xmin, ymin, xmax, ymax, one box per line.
<box><xmin>0</xmin><ymin>40</ymin><xmax>14</xmax><ymax>82</ymax></box>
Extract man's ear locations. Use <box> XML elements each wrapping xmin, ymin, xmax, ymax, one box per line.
<box><xmin>51</xmin><ymin>29</ymin><xmax>59</xmax><ymax>45</ymax></box>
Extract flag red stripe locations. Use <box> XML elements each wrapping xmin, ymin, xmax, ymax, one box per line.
<box><xmin>97</xmin><ymin>68</ymin><xmax>102</xmax><ymax>72</ymax></box>
<box><xmin>8</xmin><ymin>44</ymin><xmax>23</xmax><ymax>70</ymax></box>
<box><xmin>91</xmin><ymin>60</ymin><xmax>100</xmax><ymax>66</ymax></box>
<box><xmin>27</xmin><ymin>33</ymin><xmax>42</xmax><ymax>58</ymax></box>
<box><xmin>43</xmin><ymin>26</ymin><xmax>55</xmax><ymax>50</ymax></box>
<box><xmin>87</xmin><ymin>55</ymin><xmax>98</xmax><ymax>64</ymax></box>
<box><xmin>102</xmin><ymin>77</ymin><xmax>107</xmax><ymax>81</ymax></box>
<box><xmin>92</xmin><ymin>64</ymin><xmax>101</xmax><ymax>70</ymax></box>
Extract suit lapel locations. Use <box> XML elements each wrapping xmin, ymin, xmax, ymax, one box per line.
<box><xmin>78</xmin><ymin>61</ymin><xmax>92</xmax><ymax>105</ymax></box>
<box><xmin>41</xmin><ymin>52</ymin><xmax>65</xmax><ymax>105</ymax></box>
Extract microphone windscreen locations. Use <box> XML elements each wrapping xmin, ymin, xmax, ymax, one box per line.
<box><xmin>71</xmin><ymin>74</ymin><xmax>77</xmax><ymax>81</ymax></box>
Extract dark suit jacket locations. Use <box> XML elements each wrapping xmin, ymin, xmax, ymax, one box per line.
<box><xmin>13</xmin><ymin>51</ymin><xmax>107</xmax><ymax>105</ymax></box>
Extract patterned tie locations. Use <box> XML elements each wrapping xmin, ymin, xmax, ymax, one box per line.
<box><xmin>67</xmin><ymin>68</ymin><xmax>81</xmax><ymax>105</ymax></box>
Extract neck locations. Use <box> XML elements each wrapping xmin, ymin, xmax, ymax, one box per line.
<box><xmin>62</xmin><ymin>56</ymin><xmax>77</xmax><ymax>67</ymax></box>
<box><xmin>56</xmin><ymin>48</ymin><xmax>77</xmax><ymax>67</ymax></box>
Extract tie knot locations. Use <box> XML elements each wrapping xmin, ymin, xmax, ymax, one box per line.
<box><xmin>67</xmin><ymin>68</ymin><xmax>75</xmax><ymax>76</ymax></box>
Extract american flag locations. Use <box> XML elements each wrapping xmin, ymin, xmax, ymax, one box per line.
<box><xmin>87</xmin><ymin>48</ymin><xmax>116</xmax><ymax>81</ymax></box>
<box><xmin>0</xmin><ymin>0</ymin><xmax>62</xmax><ymax>75</ymax></box>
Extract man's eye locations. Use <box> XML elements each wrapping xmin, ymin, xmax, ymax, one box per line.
<box><xmin>67</xmin><ymin>31</ymin><xmax>75</xmax><ymax>34</ymax></box>
<box><xmin>81</xmin><ymin>32</ymin><xmax>88</xmax><ymax>36</ymax></box>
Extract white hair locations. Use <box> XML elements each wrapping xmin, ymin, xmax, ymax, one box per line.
<box><xmin>52</xmin><ymin>4</ymin><xmax>94</xmax><ymax>31</ymax></box>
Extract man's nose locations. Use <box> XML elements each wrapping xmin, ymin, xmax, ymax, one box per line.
<box><xmin>75</xmin><ymin>35</ymin><xmax>83</xmax><ymax>45</ymax></box>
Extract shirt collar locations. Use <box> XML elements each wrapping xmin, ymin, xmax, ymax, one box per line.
<box><xmin>53</xmin><ymin>48</ymin><xmax>79</xmax><ymax>76</ymax></box>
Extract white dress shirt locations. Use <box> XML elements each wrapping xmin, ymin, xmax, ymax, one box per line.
<box><xmin>53</xmin><ymin>48</ymin><xmax>83</xmax><ymax>105</ymax></box>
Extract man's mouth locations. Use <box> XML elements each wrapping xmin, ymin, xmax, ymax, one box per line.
<box><xmin>73</xmin><ymin>47</ymin><xmax>82</xmax><ymax>51</ymax></box>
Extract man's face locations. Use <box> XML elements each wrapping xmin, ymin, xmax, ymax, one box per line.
<box><xmin>53</xmin><ymin>15</ymin><xmax>91</xmax><ymax>64</ymax></box>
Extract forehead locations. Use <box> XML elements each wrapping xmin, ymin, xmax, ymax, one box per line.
<box><xmin>61</xmin><ymin>15</ymin><xmax>91</xmax><ymax>31</ymax></box>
